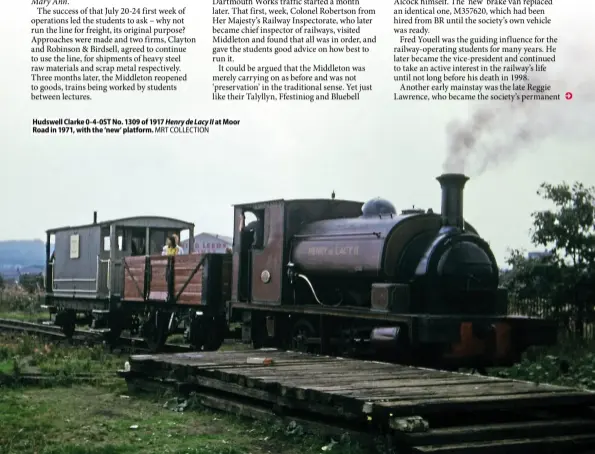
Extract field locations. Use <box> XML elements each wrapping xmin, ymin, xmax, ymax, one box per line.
<box><xmin>0</xmin><ymin>334</ymin><xmax>369</xmax><ymax>454</ymax></box>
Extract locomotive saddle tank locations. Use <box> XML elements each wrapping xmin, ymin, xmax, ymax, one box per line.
<box><xmin>290</xmin><ymin>174</ymin><xmax>498</xmax><ymax>312</ymax></box>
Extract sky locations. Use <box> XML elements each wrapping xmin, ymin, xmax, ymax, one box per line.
<box><xmin>0</xmin><ymin>0</ymin><xmax>594</xmax><ymax>266</ymax></box>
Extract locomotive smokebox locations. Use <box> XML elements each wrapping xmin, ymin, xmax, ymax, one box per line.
<box><xmin>436</xmin><ymin>173</ymin><xmax>469</xmax><ymax>230</ymax></box>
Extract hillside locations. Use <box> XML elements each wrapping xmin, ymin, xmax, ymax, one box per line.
<box><xmin>0</xmin><ymin>240</ymin><xmax>46</xmax><ymax>279</ymax></box>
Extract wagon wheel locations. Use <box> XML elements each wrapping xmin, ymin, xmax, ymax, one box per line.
<box><xmin>141</xmin><ymin>311</ymin><xmax>169</xmax><ymax>353</ymax></box>
<box><xmin>105</xmin><ymin>324</ymin><xmax>123</xmax><ymax>348</ymax></box>
<box><xmin>57</xmin><ymin>310</ymin><xmax>76</xmax><ymax>339</ymax></box>
<box><xmin>188</xmin><ymin>317</ymin><xmax>205</xmax><ymax>351</ymax></box>
<box><xmin>189</xmin><ymin>316</ymin><xmax>227</xmax><ymax>352</ymax></box>
<box><xmin>290</xmin><ymin>319</ymin><xmax>319</xmax><ymax>353</ymax></box>
<box><xmin>129</xmin><ymin>316</ymin><xmax>141</xmax><ymax>336</ymax></box>
<box><xmin>61</xmin><ymin>320</ymin><xmax>76</xmax><ymax>339</ymax></box>
<box><xmin>104</xmin><ymin>312</ymin><xmax>124</xmax><ymax>347</ymax></box>
<box><xmin>205</xmin><ymin>315</ymin><xmax>227</xmax><ymax>351</ymax></box>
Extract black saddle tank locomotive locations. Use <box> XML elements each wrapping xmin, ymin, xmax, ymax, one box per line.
<box><xmin>231</xmin><ymin>173</ymin><xmax>556</xmax><ymax>369</ymax></box>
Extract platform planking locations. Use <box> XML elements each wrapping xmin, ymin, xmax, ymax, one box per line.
<box><xmin>125</xmin><ymin>349</ymin><xmax>595</xmax><ymax>453</ymax></box>
<box><xmin>127</xmin><ymin>349</ymin><xmax>595</xmax><ymax>416</ymax></box>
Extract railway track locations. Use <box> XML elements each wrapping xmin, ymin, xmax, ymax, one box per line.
<box><xmin>0</xmin><ymin>317</ymin><xmax>193</xmax><ymax>353</ymax></box>
<box><xmin>0</xmin><ymin>317</ymin><xmax>83</xmax><ymax>339</ymax></box>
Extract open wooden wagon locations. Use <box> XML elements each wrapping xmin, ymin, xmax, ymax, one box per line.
<box><xmin>43</xmin><ymin>212</ymin><xmax>232</xmax><ymax>350</ymax></box>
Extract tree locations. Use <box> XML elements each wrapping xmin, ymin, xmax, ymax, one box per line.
<box><xmin>502</xmin><ymin>249</ymin><xmax>555</xmax><ymax>299</ymax></box>
<box><xmin>501</xmin><ymin>248</ymin><xmax>562</xmax><ymax>318</ymax></box>
<box><xmin>530</xmin><ymin>181</ymin><xmax>595</xmax><ymax>338</ymax></box>
<box><xmin>0</xmin><ymin>274</ymin><xmax>4</xmax><ymax>289</ymax></box>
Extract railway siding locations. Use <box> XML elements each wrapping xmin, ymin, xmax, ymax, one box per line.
<box><xmin>122</xmin><ymin>349</ymin><xmax>595</xmax><ymax>453</ymax></box>
<box><xmin>0</xmin><ymin>318</ymin><xmax>193</xmax><ymax>353</ymax></box>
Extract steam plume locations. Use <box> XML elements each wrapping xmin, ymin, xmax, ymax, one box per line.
<box><xmin>443</xmin><ymin>91</ymin><xmax>538</xmax><ymax>175</ymax></box>
<box><xmin>443</xmin><ymin>39</ymin><xmax>594</xmax><ymax>176</ymax></box>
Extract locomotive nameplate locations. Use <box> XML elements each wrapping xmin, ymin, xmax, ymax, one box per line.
<box><xmin>307</xmin><ymin>245</ymin><xmax>359</xmax><ymax>256</ymax></box>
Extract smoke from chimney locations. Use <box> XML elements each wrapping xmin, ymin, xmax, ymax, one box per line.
<box><xmin>442</xmin><ymin>28</ymin><xmax>594</xmax><ymax>176</ymax></box>
<box><xmin>443</xmin><ymin>99</ymin><xmax>536</xmax><ymax>175</ymax></box>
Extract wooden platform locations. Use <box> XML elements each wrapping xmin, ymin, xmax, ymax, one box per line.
<box><xmin>121</xmin><ymin>349</ymin><xmax>595</xmax><ymax>453</ymax></box>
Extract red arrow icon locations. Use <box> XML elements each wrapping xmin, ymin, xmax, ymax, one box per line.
<box><xmin>565</xmin><ymin>92</ymin><xmax>573</xmax><ymax>100</ymax></box>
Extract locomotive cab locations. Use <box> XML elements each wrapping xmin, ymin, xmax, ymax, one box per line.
<box><xmin>230</xmin><ymin>199</ymin><xmax>364</xmax><ymax>306</ymax></box>
<box><xmin>237</xmin><ymin>209</ymin><xmax>265</xmax><ymax>302</ymax></box>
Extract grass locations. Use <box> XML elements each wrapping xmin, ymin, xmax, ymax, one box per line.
<box><xmin>0</xmin><ymin>334</ymin><xmax>368</xmax><ymax>454</ymax></box>
<box><xmin>0</xmin><ymin>386</ymin><xmax>368</xmax><ymax>454</ymax></box>
<box><xmin>0</xmin><ymin>334</ymin><xmax>123</xmax><ymax>385</ymax></box>
<box><xmin>0</xmin><ymin>311</ymin><xmax>47</xmax><ymax>322</ymax></box>
<box><xmin>0</xmin><ymin>385</ymin><xmax>371</xmax><ymax>454</ymax></box>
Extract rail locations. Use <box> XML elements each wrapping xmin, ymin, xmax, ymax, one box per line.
<box><xmin>0</xmin><ymin>317</ymin><xmax>193</xmax><ymax>353</ymax></box>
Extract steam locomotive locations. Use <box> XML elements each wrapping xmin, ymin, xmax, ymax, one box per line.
<box><xmin>228</xmin><ymin>173</ymin><xmax>557</xmax><ymax>369</ymax></box>
<box><xmin>43</xmin><ymin>173</ymin><xmax>556</xmax><ymax>369</ymax></box>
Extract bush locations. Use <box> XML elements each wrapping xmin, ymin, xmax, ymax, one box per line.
<box><xmin>492</xmin><ymin>340</ymin><xmax>595</xmax><ymax>390</ymax></box>
<box><xmin>19</xmin><ymin>273</ymin><xmax>44</xmax><ymax>294</ymax></box>
<box><xmin>0</xmin><ymin>287</ymin><xmax>42</xmax><ymax>314</ymax></box>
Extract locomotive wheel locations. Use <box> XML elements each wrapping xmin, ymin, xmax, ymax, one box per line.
<box><xmin>290</xmin><ymin>319</ymin><xmax>319</xmax><ymax>353</ymax></box>
<box><xmin>189</xmin><ymin>316</ymin><xmax>226</xmax><ymax>352</ymax></box>
<box><xmin>141</xmin><ymin>311</ymin><xmax>169</xmax><ymax>353</ymax></box>
<box><xmin>250</xmin><ymin>314</ymin><xmax>268</xmax><ymax>349</ymax></box>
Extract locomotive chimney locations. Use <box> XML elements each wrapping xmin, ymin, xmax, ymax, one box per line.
<box><xmin>436</xmin><ymin>173</ymin><xmax>469</xmax><ymax>230</ymax></box>
<box><xmin>93</xmin><ymin>211</ymin><xmax>97</xmax><ymax>224</ymax></box>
